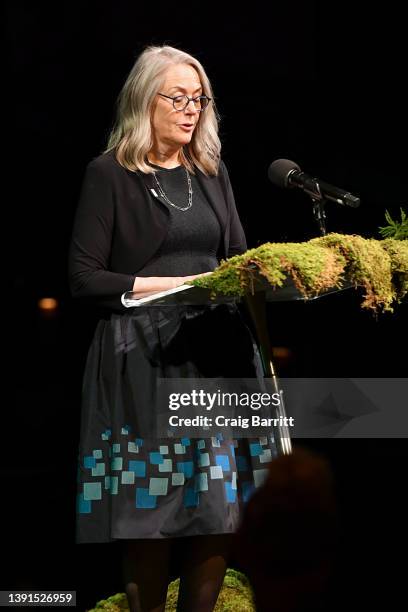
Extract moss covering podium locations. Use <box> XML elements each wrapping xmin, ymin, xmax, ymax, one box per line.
<box><xmin>122</xmin><ymin>233</ymin><xmax>407</xmax><ymax>455</ymax></box>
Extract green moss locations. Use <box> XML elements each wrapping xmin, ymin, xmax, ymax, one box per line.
<box><xmin>310</xmin><ymin>234</ymin><xmax>394</xmax><ymax>311</ymax></box>
<box><xmin>381</xmin><ymin>237</ymin><xmax>408</xmax><ymax>299</ymax></box>
<box><xmin>87</xmin><ymin>568</ymin><xmax>255</xmax><ymax>611</ymax></box>
<box><xmin>88</xmin><ymin>592</ymin><xmax>128</xmax><ymax>611</ymax></box>
<box><xmin>190</xmin><ymin>233</ymin><xmax>407</xmax><ymax>313</ymax></box>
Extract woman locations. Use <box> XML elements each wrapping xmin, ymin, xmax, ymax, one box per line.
<box><xmin>69</xmin><ymin>45</ymin><xmax>277</xmax><ymax>612</ymax></box>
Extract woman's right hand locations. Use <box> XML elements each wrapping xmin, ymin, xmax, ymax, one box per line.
<box><xmin>131</xmin><ymin>272</ymin><xmax>212</xmax><ymax>298</ymax></box>
<box><xmin>182</xmin><ymin>271</ymin><xmax>212</xmax><ymax>282</ymax></box>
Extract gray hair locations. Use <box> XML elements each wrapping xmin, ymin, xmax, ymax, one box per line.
<box><xmin>105</xmin><ymin>45</ymin><xmax>221</xmax><ymax>175</ymax></box>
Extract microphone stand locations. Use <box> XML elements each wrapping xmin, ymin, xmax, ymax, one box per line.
<box><xmin>312</xmin><ymin>196</ymin><xmax>327</xmax><ymax>236</ymax></box>
<box><xmin>304</xmin><ymin>179</ymin><xmax>327</xmax><ymax>236</ymax></box>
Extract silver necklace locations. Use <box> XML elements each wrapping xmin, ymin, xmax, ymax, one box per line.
<box><xmin>153</xmin><ymin>167</ymin><xmax>193</xmax><ymax>211</ymax></box>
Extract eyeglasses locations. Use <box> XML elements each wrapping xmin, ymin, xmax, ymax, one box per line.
<box><xmin>157</xmin><ymin>93</ymin><xmax>212</xmax><ymax>112</ymax></box>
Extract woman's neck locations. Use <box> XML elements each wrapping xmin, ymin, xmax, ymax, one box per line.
<box><xmin>148</xmin><ymin>148</ymin><xmax>182</xmax><ymax>169</ymax></box>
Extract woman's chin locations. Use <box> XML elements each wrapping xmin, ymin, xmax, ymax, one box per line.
<box><xmin>178</xmin><ymin>135</ymin><xmax>193</xmax><ymax>146</ymax></box>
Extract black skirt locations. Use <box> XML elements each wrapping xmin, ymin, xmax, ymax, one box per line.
<box><xmin>76</xmin><ymin>303</ymin><xmax>278</xmax><ymax>542</ymax></box>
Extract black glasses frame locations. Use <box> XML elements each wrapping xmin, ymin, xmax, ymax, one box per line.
<box><xmin>157</xmin><ymin>93</ymin><xmax>212</xmax><ymax>112</ymax></box>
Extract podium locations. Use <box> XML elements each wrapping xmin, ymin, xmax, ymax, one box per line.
<box><xmin>121</xmin><ymin>276</ymin><xmax>351</xmax><ymax>455</ymax></box>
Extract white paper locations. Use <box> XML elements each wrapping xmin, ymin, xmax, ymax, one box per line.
<box><xmin>121</xmin><ymin>284</ymin><xmax>195</xmax><ymax>307</ymax></box>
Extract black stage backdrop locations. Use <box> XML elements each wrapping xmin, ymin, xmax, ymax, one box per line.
<box><xmin>6</xmin><ymin>1</ymin><xmax>407</xmax><ymax>609</ymax></box>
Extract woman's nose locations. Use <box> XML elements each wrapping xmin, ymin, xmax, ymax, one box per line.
<box><xmin>185</xmin><ymin>99</ymin><xmax>198</xmax><ymax>113</ymax></box>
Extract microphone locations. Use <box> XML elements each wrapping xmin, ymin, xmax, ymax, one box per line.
<box><xmin>268</xmin><ymin>159</ymin><xmax>360</xmax><ymax>208</ymax></box>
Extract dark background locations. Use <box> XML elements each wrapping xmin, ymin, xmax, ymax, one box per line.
<box><xmin>6</xmin><ymin>1</ymin><xmax>407</xmax><ymax>609</ymax></box>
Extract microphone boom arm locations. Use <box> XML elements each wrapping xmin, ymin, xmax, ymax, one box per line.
<box><xmin>268</xmin><ymin>159</ymin><xmax>360</xmax><ymax>237</ymax></box>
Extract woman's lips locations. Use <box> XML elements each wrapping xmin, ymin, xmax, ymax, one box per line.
<box><xmin>178</xmin><ymin>124</ymin><xmax>194</xmax><ymax>131</ymax></box>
